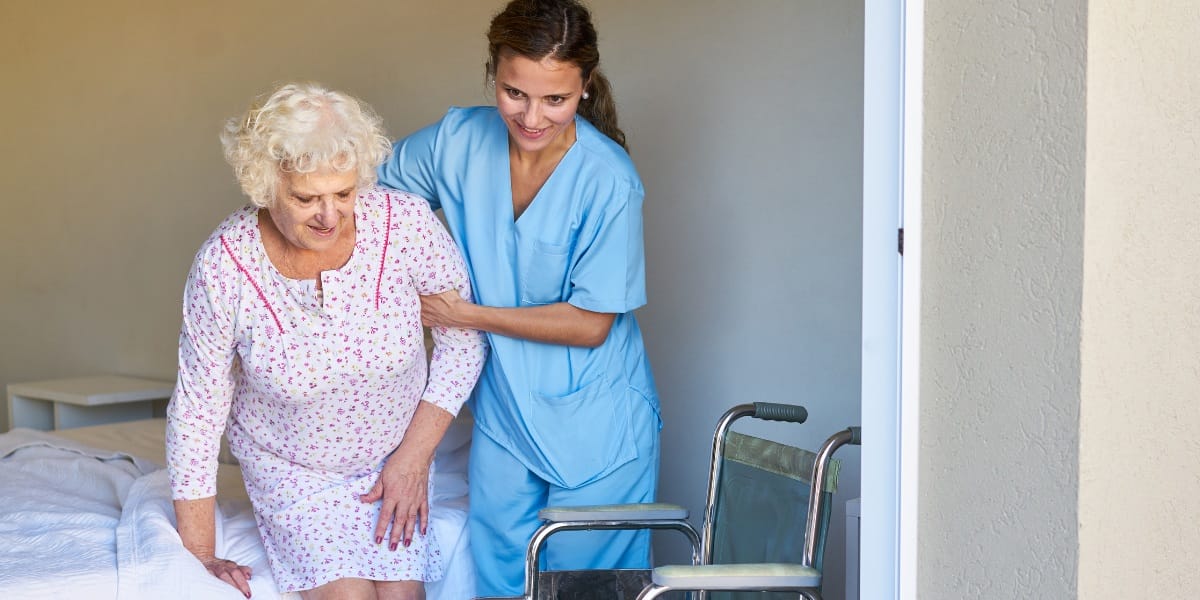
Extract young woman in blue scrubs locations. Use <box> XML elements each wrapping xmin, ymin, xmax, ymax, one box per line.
<box><xmin>376</xmin><ymin>0</ymin><xmax>661</xmax><ymax>596</ymax></box>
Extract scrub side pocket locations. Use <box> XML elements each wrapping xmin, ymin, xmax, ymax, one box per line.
<box><xmin>519</xmin><ymin>239</ymin><xmax>570</xmax><ymax>305</ymax></box>
<box><xmin>526</xmin><ymin>378</ymin><xmax>636</xmax><ymax>490</ymax></box>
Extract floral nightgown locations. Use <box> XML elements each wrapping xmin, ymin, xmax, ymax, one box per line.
<box><xmin>166</xmin><ymin>187</ymin><xmax>486</xmax><ymax>592</ymax></box>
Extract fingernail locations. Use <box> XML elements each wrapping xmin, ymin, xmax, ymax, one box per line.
<box><xmin>389</xmin><ymin>542</ymin><xmax>398</xmax><ymax>551</ymax></box>
<box><xmin>375</xmin><ymin>536</ymin><xmax>383</xmax><ymax>545</ymax></box>
<box><xmin>404</xmin><ymin>537</ymin><xmax>411</xmax><ymax>547</ymax></box>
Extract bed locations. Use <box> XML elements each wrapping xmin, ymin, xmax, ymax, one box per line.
<box><xmin>0</xmin><ymin>411</ymin><xmax>476</xmax><ymax>599</ymax></box>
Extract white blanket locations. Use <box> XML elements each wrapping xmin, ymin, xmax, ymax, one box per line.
<box><xmin>0</xmin><ymin>426</ymin><xmax>475</xmax><ymax>599</ymax></box>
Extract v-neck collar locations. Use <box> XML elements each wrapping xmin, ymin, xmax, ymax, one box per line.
<box><xmin>504</xmin><ymin>115</ymin><xmax>580</xmax><ymax>224</ymax></box>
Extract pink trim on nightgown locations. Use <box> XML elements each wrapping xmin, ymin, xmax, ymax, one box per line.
<box><xmin>220</xmin><ymin>234</ymin><xmax>284</xmax><ymax>334</ymax></box>
<box><xmin>375</xmin><ymin>194</ymin><xmax>392</xmax><ymax>310</ymax></box>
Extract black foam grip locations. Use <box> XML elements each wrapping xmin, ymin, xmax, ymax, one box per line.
<box><xmin>751</xmin><ymin>402</ymin><xmax>808</xmax><ymax>423</ymax></box>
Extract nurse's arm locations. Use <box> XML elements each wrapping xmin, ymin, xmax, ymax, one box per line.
<box><xmin>420</xmin><ymin>290</ymin><xmax>614</xmax><ymax>348</ymax></box>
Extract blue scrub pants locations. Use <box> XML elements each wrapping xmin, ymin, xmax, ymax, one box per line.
<box><xmin>469</xmin><ymin>397</ymin><xmax>660</xmax><ymax>597</ymax></box>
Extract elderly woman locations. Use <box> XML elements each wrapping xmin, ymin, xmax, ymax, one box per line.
<box><xmin>166</xmin><ymin>82</ymin><xmax>486</xmax><ymax>600</ymax></box>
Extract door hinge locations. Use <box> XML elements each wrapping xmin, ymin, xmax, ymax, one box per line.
<box><xmin>898</xmin><ymin>227</ymin><xmax>904</xmax><ymax>256</ymax></box>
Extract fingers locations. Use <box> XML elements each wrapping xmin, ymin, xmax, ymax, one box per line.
<box><xmin>418</xmin><ymin>499</ymin><xmax>430</xmax><ymax>536</ymax></box>
<box><xmin>374</xmin><ymin>500</ymin><xmax>395</xmax><ymax>547</ymax></box>
<box><xmin>225</xmin><ymin>567</ymin><xmax>252</xmax><ymax>598</ymax></box>
<box><xmin>389</xmin><ymin>509</ymin><xmax>414</xmax><ymax>551</ymax></box>
<box><xmin>359</xmin><ymin>481</ymin><xmax>382</xmax><ymax>503</ymax></box>
<box><xmin>381</xmin><ymin>502</ymin><xmax>425</xmax><ymax>551</ymax></box>
<box><xmin>205</xmin><ymin>558</ymin><xmax>252</xmax><ymax>598</ymax></box>
<box><xmin>418</xmin><ymin>289</ymin><xmax>463</xmax><ymax>327</ymax></box>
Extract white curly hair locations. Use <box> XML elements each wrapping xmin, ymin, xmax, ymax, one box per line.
<box><xmin>220</xmin><ymin>82</ymin><xmax>393</xmax><ymax>208</ymax></box>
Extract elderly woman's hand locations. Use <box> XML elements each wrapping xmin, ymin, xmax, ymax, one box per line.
<box><xmin>199</xmin><ymin>555</ymin><xmax>253</xmax><ymax>598</ymax></box>
<box><xmin>360</xmin><ymin>448</ymin><xmax>432</xmax><ymax>551</ymax></box>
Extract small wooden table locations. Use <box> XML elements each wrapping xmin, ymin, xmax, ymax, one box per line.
<box><xmin>6</xmin><ymin>375</ymin><xmax>174</xmax><ymax>431</ymax></box>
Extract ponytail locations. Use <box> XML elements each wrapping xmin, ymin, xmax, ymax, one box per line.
<box><xmin>580</xmin><ymin>70</ymin><xmax>627</xmax><ymax>151</ymax></box>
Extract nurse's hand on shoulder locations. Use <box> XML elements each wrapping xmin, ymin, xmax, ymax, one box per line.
<box><xmin>419</xmin><ymin>289</ymin><xmax>467</xmax><ymax>328</ymax></box>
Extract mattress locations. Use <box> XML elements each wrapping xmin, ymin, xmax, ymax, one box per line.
<box><xmin>0</xmin><ymin>409</ymin><xmax>477</xmax><ymax>599</ymax></box>
<box><xmin>54</xmin><ymin>418</ymin><xmax>250</xmax><ymax>502</ymax></box>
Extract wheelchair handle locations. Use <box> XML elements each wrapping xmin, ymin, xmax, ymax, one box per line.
<box><xmin>849</xmin><ymin>425</ymin><xmax>862</xmax><ymax>445</ymax></box>
<box><xmin>751</xmin><ymin>402</ymin><xmax>808</xmax><ymax>423</ymax></box>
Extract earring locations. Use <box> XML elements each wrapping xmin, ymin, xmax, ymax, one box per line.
<box><xmin>582</xmin><ymin>92</ymin><xmax>590</xmax><ymax>100</ymax></box>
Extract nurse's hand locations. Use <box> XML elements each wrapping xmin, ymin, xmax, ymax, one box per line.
<box><xmin>419</xmin><ymin>289</ymin><xmax>466</xmax><ymax>328</ymax></box>
<box><xmin>361</xmin><ymin>449</ymin><xmax>431</xmax><ymax>551</ymax></box>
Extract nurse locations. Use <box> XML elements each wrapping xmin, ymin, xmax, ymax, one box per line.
<box><xmin>376</xmin><ymin>0</ymin><xmax>660</xmax><ymax>595</ymax></box>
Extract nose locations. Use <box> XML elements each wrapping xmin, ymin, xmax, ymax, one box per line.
<box><xmin>520</xmin><ymin>100</ymin><xmax>541</xmax><ymax>128</ymax></box>
<box><xmin>315</xmin><ymin>197</ymin><xmax>339</xmax><ymax>225</ymax></box>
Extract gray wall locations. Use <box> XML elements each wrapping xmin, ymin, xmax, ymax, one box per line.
<box><xmin>919</xmin><ymin>0</ymin><xmax>1087</xmax><ymax>597</ymax></box>
<box><xmin>1</xmin><ymin>1</ymin><xmax>863</xmax><ymax>597</ymax></box>
<box><xmin>609</xmin><ymin>3</ymin><xmax>864</xmax><ymax>597</ymax></box>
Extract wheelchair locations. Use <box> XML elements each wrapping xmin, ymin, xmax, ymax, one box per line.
<box><xmin>478</xmin><ymin>402</ymin><xmax>860</xmax><ymax>600</ymax></box>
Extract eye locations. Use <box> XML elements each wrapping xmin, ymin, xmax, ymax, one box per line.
<box><xmin>292</xmin><ymin>194</ymin><xmax>315</xmax><ymax>205</ymax></box>
<box><xmin>504</xmin><ymin>87</ymin><xmax>524</xmax><ymax>100</ymax></box>
<box><xmin>546</xmin><ymin>96</ymin><xmax>566</xmax><ymax>105</ymax></box>
<box><xmin>337</xmin><ymin>190</ymin><xmax>354</xmax><ymax>200</ymax></box>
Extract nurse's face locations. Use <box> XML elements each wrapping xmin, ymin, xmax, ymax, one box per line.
<box><xmin>494</xmin><ymin>51</ymin><xmax>586</xmax><ymax>156</ymax></box>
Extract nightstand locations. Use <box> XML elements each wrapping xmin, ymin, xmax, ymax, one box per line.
<box><xmin>6</xmin><ymin>375</ymin><xmax>174</xmax><ymax>431</ymax></box>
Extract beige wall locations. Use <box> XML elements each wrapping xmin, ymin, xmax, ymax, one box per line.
<box><xmin>919</xmin><ymin>0</ymin><xmax>1087</xmax><ymax>597</ymax></box>
<box><xmin>1079</xmin><ymin>1</ymin><xmax>1200</xmax><ymax>597</ymax></box>
<box><xmin>0</xmin><ymin>0</ymin><xmax>495</xmax><ymax>430</ymax></box>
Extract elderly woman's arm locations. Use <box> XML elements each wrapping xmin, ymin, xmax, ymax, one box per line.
<box><xmin>167</xmin><ymin>237</ymin><xmax>249</xmax><ymax>592</ymax></box>
<box><xmin>175</xmin><ymin>497</ymin><xmax>253</xmax><ymax>598</ymax></box>
<box><xmin>358</xmin><ymin>190</ymin><xmax>487</xmax><ymax>550</ymax></box>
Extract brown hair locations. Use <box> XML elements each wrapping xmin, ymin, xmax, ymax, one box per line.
<box><xmin>486</xmin><ymin>0</ymin><xmax>627</xmax><ymax>150</ymax></box>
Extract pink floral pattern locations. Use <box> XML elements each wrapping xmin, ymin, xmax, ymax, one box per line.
<box><xmin>166</xmin><ymin>187</ymin><xmax>486</xmax><ymax>592</ymax></box>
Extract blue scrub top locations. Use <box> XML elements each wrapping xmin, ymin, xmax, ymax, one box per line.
<box><xmin>378</xmin><ymin>107</ymin><xmax>660</xmax><ymax>489</ymax></box>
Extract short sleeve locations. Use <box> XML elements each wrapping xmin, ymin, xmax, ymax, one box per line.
<box><xmin>378</xmin><ymin>120</ymin><xmax>442</xmax><ymax>211</ymax></box>
<box><xmin>567</xmin><ymin>180</ymin><xmax>648</xmax><ymax>314</ymax></box>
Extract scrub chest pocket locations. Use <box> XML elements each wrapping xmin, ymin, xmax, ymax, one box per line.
<box><xmin>520</xmin><ymin>239</ymin><xmax>571</xmax><ymax>305</ymax></box>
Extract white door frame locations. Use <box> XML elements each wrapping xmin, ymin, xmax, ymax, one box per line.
<box><xmin>861</xmin><ymin>0</ymin><xmax>922</xmax><ymax>599</ymax></box>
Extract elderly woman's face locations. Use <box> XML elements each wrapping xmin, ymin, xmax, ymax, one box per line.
<box><xmin>268</xmin><ymin>168</ymin><xmax>358</xmax><ymax>253</ymax></box>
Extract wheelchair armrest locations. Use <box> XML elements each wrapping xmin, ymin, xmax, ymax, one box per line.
<box><xmin>538</xmin><ymin>502</ymin><xmax>689</xmax><ymax>522</ymax></box>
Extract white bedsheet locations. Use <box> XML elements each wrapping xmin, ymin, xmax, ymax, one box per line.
<box><xmin>0</xmin><ymin>421</ymin><xmax>476</xmax><ymax>599</ymax></box>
